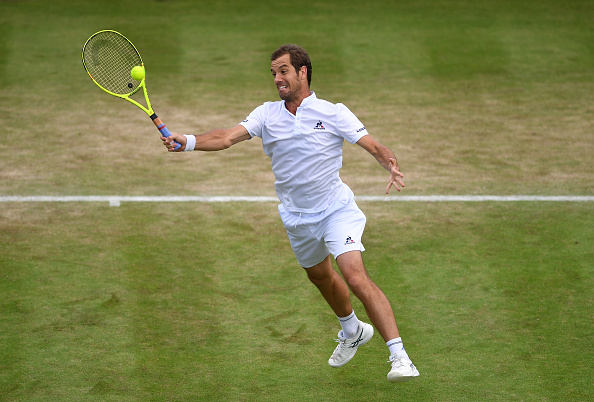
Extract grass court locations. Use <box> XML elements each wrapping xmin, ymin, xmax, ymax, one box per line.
<box><xmin>1</xmin><ymin>0</ymin><xmax>592</xmax><ymax>400</ymax></box>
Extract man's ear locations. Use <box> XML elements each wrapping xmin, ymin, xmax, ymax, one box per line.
<box><xmin>299</xmin><ymin>65</ymin><xmax>308</xmax><ymax>81</ymax></box>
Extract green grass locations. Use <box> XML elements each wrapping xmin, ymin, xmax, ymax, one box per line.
<box><xmin>1</xmin><ymin>202</ymin><xmax>592</xmax><ymax>400</ymax></box>
<box><xmin>1</xmin><ymin>0</ymin><xmax>593</xmax><ymax>196</ymax></box>
<box><xmin>1</xmin><ymin>0</ymin><xmax>593</xmax><ymax>400</ymax></box>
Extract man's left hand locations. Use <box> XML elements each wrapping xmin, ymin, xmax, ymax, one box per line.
<box><xmin>386</xmin><ymin>158</ymin><xmax>404</xmax><ymax>194</ymax></box>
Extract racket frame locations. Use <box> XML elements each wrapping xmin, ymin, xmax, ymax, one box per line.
<box><xmin>82</xmin><ymin>30</ymin><xmax>181</xmax><ymax>150</ymax></box>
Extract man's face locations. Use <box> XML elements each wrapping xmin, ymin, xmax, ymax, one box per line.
<box><xmin>271</xmin><ymin>54</ymin><xmax>304</xmax><ymax>102</ymax></box>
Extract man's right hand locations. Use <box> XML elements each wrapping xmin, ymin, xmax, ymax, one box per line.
<box><xmin>161</xmin><ymin>133</ymin><xmax>186</xmax><ymax>152</ymax></box>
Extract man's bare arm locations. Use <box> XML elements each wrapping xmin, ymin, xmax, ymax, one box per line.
<box><xmin>162</xmin><ymin>124</ymin><xmax>251</xmax><ymax>152</ymax></box>
<box><xmin>356</xmin><ymin>135</ymin><xmax>405</xmax><ymax>194</ymax></box>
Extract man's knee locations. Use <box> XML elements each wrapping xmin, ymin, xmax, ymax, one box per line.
<box><xmin>336</xmin><ymin>252</ymin><xmax>375</xmax><ymax>295</ymax></box>
<box><xmin>345</xmin><ymin>271</ymin><xmax>375</xmax><ymax>296</ymax></box>
<box><xmin>304</xmin><ymin>255</ymin><xmax>333</xmax><ymax>285</ymax></box>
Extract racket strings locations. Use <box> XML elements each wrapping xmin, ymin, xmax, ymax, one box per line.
<box><xmin>83</xmin><ymin>31</ymin><xmax>142</xmax><ymax>95</ymax></box>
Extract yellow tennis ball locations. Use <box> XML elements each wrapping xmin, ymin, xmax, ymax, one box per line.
<box><xmin>131</xmin><ymin>66</ymin><xmax>145</xmax><ymax>81</ymax></box>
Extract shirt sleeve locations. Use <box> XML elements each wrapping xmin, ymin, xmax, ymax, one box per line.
<box><xmin>336</xmin><ymin>103</ymin><xmax>369</xmax><ymax>144</ymax></box>
<box><xmin>238</xmin><ymin>103</ymin><xmax>267</xmax><ymax>138</ymax></box>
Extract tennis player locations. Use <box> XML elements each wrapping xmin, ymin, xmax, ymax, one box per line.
<box><xmin>162</xmin><ymin>44</ymin><xmax>419</xmax><ymax>383</ymax></box>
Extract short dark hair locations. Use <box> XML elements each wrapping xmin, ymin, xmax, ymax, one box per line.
<box><xmin>271</xmin><ymin>44</ymin><xmax>312</xmax><ymax>87</ymax></box>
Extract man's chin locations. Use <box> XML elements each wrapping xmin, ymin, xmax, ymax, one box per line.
<box><xmin>279</xmin><ymin>92</ymin><xmax>296</xmax><ymax>102</ymax></box>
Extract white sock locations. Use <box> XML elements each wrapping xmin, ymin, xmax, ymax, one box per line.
<box><xmin>337</xmin><ymin>310</ymin><xmax>359</xmax><ymax>339</ymax></box>
<box><xmin>387</xmin><ymin>337</ymin><xmax>410</xmax><ymax>359</ymax></box>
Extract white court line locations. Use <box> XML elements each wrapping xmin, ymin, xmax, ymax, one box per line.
<box><xmin>357</xmin><ymin>195</ymin><xmax>594</xmax><ymax>202</ymax></box>
<box><xmin>0</xmin><ymin>195</ymin><xmax>593</xmax><ymax>206</ymax></box>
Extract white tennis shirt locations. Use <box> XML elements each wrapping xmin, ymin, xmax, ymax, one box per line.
<box><xmin>239</xmin><ymin>92</ymin><xmax>369</xmax><ymax>213</ymax></box>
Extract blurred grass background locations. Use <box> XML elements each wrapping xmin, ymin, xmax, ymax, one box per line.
<box><xmin>1</xmin><ymin>0</ymin><xmax>592</xmax><ymax>400</ymax></box>
<box><xmin>1</xmin><ymin>0</ymin><xmax>592</xmax><ymax>196</ymax></box>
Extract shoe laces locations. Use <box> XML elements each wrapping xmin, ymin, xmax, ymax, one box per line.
<box><xmin>331</xmin><ymin>338</ymin><xmax>349</xmax><ymax>359</ymax></box>
<box><xmin>388</xmin><ymin>355</ymin><xmax>408</xmax><ymax>368</ymax></box>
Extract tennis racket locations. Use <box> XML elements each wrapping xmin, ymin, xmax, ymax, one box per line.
<box><xmin>82</xmin><ymin>30</ymin><xmax>181</xmax><ymax>150</ymax></box>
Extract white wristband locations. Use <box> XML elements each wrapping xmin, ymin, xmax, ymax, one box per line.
<box><xmin>183</xmin><ymin>135</ymin><xmax>196</xmax><ymax>152</ymax></box>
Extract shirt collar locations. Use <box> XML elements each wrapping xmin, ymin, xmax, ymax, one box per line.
<box><xmin>299</xmin><ymin>91</ymin><xmax>317</xmax><ymax>108</ymax></box>
<box><xmin>282</xmin><ymin>92</ymin><xmax>316</xmax><ymax>115</ymax></box>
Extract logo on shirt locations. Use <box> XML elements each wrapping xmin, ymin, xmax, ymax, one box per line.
<box><xmin>345</xmin><ymin>236</ymin><xmax>356</xmax><ymax>245</ymax></box>
<box><xmin>356</xmin><ymin>126</ymin><xmax>366</xmax><ymax>133</ymax></box>
<box><xmin>314</xmin><ymin>121</ymin><xmax>325</xmax><ymax>130</ymax></box>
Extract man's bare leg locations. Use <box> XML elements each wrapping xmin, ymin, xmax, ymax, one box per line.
<box><xmin>304</xmin><ymin>255</ymin><xmax>352</xmax><ymax>318</ymax></box>
<box><xmin>335</xmin><ymin>250</ymin><xmax>399</xmax><ymax>342</ymax></box>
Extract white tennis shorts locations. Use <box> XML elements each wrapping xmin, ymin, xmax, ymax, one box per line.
<box><xmin>278</xmin><ymin>194</ymin><xmax>366</xmax><ymax>268</ymax></box>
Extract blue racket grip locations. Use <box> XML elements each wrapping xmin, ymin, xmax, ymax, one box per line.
<box><xmin>151</xmin><ymin>113</ymin><xmax>182</xmax><ymax>151</ymax></box>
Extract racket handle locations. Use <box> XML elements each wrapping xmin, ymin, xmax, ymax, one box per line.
<box><xmin>150</xmin><ymin>113</ymin><xmax>181</xmax><ymax>151</ymax></box>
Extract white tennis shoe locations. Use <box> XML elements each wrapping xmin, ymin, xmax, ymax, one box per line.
<box><xmin>387</xmin><ymin>355</ymin><xmax>420</xmax><ymax>382</ymax></box>
<box><xmin>328</xmin><ymin>322</ymin><xmax>374</xmax><ymax>368</ymax></box>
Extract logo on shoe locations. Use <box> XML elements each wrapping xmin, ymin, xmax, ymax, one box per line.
<box><xmin>345</xmin><ymin>236</ymin><xmax>355</xmax><ymax>245</ymax></box>
<box><xmin>348</xmin><ymin>328</ymin><xmax>365</xmax><ymax>348</ymax></box>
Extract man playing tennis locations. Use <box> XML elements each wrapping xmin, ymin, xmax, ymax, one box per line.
<box><xmin>162</xmin><ymin>44</ymin><xmax>419</xmax><ymax>383</ymax></box>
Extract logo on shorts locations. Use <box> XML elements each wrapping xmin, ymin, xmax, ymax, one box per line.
<box><xmin>314</xmin><ymin>121</ymin><xmax>325</xmax><ymax>130</ymax></box>
<box><xmin>345</xmin><ymin>236</ymin><xmax>356</xmax><ymax>245</ymax></box>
